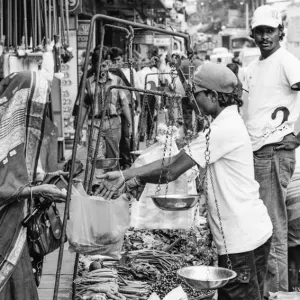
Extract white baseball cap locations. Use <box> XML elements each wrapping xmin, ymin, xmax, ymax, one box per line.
<box><xmin>251</xmin><ymin>5</ymin><xmax>282</xmax><ymax>29</ymax></box>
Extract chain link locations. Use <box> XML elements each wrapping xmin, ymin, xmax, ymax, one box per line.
<box><xmin>204</xmin><ymin>128</ymin><xmax>232</xmax><ymax>270</ymax></box>
<box><xmin>155</xmin><ymin>92</ymin><xmax>176</xmax><ymax>196</ymax></box>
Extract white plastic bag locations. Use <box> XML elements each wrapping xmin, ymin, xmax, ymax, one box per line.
<box><xmin>67</xmin><ymin>183</ymin><xmax>130</xmax><ymax>259</ymax></box>
<box><xmin>130</xmin><ymin>125</ymin><xmax>198</xmax><ymax>230</ymax></box>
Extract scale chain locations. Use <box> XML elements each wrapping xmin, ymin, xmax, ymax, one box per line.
<box><xmin>204</xmin><ymin>128</ymin><xmax>232</xmax><ymax>270</ymax></box>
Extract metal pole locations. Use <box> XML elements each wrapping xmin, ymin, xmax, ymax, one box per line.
<box><xmin>14</xmin><ymin>0</ymin><xmax>18</xmax><ymax>48</ymax></box>
<box><xmin>59</xmin><ymin>0</ymin><xmax>65</xmax><ymax>44</ymax></box>
<box><xmin>84</xmin><ymin>25</ymin><xmax>106</xmax><ymax>194</ymax></box>
<box><xmin>53</xmin><ymin>0</ymin><xmax>57</xmax><ymax>34</ymax></box>
<box><xmin>65</xmin><ymin>0</ymin><xmax>69</xmax><ymax>45</ymax></box>
<box><xmin>127</xmin><ymin>26</ymin><xmax>136</xmax><ymax>151</ymax></box>
<box><xmin>43</xmin><ymin>0</ymin><xmax>48</xmax><ymax>43</ymax></box>
<box><xmin>37</xmin><ymin>0</ymin><xmax>41</xmax><ymax>45</ymax></box>
<box><xmin>91</xmin><ymin>14</ymin><xmax>192</xmax><ymax>55</ymax></box>
<box><xmin>53</xmin><ymin>15</ymin><xmax>192</xmax><ymax>300</ymax></box>
<box><xmin>106</xmin><ymin>85</ymin><xmax>181</xmax><ymax>99</ymax></box>
<box><xmin>245</xmin><ymin>2</ymin><xmax>249</xmax><ymax>33</ymax></box>
<box><xmin>0</xmin><ymin>0</ymin><xmax>3</xmax><ymax>38</ymax></box>
<box><xmin>49</xmin><ymin>0</ymin><xmax>52</xmax><ymax>40</ymax></box>
<box><xmin>24</xmin><ymin>0</ymin><xmax>28</xmax><ymax>49</ymax></box>
<box><xmin>7</xmin><ymin>0</ymin><xmax>11</xmax><ymax>47</ymax></box>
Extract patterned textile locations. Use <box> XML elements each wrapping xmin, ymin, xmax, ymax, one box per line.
<box><xmin>0</xmin><ymin>71</ymin><xmax>48</xmax><ymax>295</ymax></box>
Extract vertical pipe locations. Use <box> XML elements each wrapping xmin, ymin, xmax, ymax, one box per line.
<box><xmin>53</xmin><ymin>15</ymin><xmax>96</xmax><ymax>300</ymax></box>
<box><xmin>7</xmin><ymin>0</ymin><xmax>11</xmax><ymax>47</ymax></box>
<box><xmin>31</xmin><ymin>0</ymin><xmax>36</xmax><ymax>48</ymax></box>
<box><xmin>0</xmin><ymin>0</ymin><xmax>3</xmax><ymax>38</ymax></box>
<box><xmin>86</xmin><ymin>24</ymin><xmax>105</xmax><ymax>193</ymax></box>
<box><xmin>44</xmin><ymin>0</ymin><xmax>48</xmax><ymax>42</ymax></box>
<box><xmin>37</xmin><ymin>0</ymin><xmax>41</xmax><ymax>45</ymax></box>
<box><xmin>49</xmin><ymin>0</ymin><xmax>52</xmax><ymax>40</ymax></box>
<box><xmin>128</xmin><ymin>26</ymin><xmax>136</xmax><ymax>151</ymax></box>
<box><xmin>245</xmin><ymin>2</ymin><xmax>249</xmax><ymax>33</ymax></box>
<box><xmin>59</xmin><ymin>0</ymin><xmax>66</xmax><ymax>44</ymax></box>
<box><xmin>14</xmin><ymin>0</ymin><xmax>18</xmax><ymax>48</ymax></box>
<box><xmin>65</xmin><ymin>0</ymin><xmax>69</xmax><ymax>45</ymax></box>
<box><xmin>53</xmin><ymin>0</ymin><xmax>57</xmax><ymax>35</ymax></box>
<box><xmin>24</xmin><ymin>0</ymin><xmax>28</xmax><ymax>49</ymax></box>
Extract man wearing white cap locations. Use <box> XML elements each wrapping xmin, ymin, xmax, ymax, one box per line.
<box><xmin>245</xmin><ymin>4</ymin><xmax>300</xmax><ymax>296</ymax></box>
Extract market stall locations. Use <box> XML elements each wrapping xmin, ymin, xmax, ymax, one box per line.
<box><xmin>53</xmin><ymin>14</ymin><xmax>237</xmax><ymax>300</ymax></box>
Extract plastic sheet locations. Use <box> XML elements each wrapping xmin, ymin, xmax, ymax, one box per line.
<box><xmin>130</xmin><ymin>126</ymin><xmax>199</xmax><ymax>230</ymax></box>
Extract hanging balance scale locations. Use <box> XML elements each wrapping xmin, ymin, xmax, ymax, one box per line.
<box><xmin>148</xmin><ymin>62</ymin><xmax>198</xmax><ymax>211</ymax></box>
<box><xmin>148</xmin><ymin>57</ymin><xmax>237</xmax><ymax>290</ymax></box>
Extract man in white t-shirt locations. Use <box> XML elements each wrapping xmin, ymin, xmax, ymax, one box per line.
<box><xmin>97</xmin><ymin>63</ymin><xmax>273</xmax><ymax>300</ymax></box>
<box><xmin>245</xmin><ymin>5</ymin><xmax>300</xmax><ymax>296</ymax></box>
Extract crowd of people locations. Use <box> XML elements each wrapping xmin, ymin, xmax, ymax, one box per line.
<box><xmin>1</xmin><ymin>4</ymin><xmax>300</xmax><ymax>300</ymax></box>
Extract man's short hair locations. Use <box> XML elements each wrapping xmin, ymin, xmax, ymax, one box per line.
<box><xmin>92</xmin><ymin>45</ymin><xmax>109</xmax><ymax>65</ymax></box>
<box><xmin>110</xmin><ymin>47</ymin><xmax>124</xmax><ymax>60</ymax></box>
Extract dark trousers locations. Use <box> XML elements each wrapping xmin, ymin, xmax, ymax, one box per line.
<box><xmin>145</xmin><ymin>95</ymin><xmax>156</xmax><ymax>138</ymax></box>
<box><xmin>120</xmin><ymin>115</ymin><xmax>132</xmax><ymax>169</ymax></box>
<box><xmin>218</xmin><ymin>237</ymin><xmax>272</xmax><ymax>300</ymax></box>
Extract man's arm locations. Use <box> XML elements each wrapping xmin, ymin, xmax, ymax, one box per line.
<box><xmin>123</xmin><ymin>149</ymin><xmax>197</xmax><ymax>183</ymax></box>
<box><xmin>96</xmin><ymin>150</ymin><xmax>198</xmax><ymax>199</ymax></box>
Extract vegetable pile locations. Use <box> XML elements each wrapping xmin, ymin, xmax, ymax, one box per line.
<box><xmin>123</xmin><ymin>224</ymin><xmax>217</xmax><ymax>266</ymax></box>
<box><xmin>76</xmin><ymin>223</ymin><xmax>217</xmax><ymax>299</ymax></box>
<box><xmin>75</xmin><ymin>268</ymin><xmax>125</xmax><ymax>300</ymax></box>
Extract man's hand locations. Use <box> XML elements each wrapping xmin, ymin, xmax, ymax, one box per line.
<box><xmin>274</xmin><ymin>134</ymin><xmax>300</xmax><ymax>151</ymax></box>
<box><xmin>95</xmin><ymin>171</ymin><xmax>125</xmax><ymax>200</ymax></box>
<box><xmin>33</xmin><ymin>184</ymin><xmax>67</xmax><ymax>203</ymax></box>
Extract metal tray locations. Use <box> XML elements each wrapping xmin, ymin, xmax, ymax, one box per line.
<box><xmin>148</xmin><ymin>194</ymin><xmax>199</xmax><ymax>211</ymax></box>
<box><xmin>177</xmin><ymin>266</ymin><xmax>237</xmax><ymax>290</ymax></box>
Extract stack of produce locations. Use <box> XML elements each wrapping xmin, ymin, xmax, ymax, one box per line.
<box><xmin>75</xmin><ymin>268</ymin><xmax>126</xmax><ymax>300</ymax></box>
<box><xmin>76</xmin><ymin>256</ymin><xmax>152</xmax><ymax>300</ymax></box>
<box><xmin>122</xmin><ymin>224</ymin><xmax>217</xmax><ymax>266</ymax></box>
<box><xmin>150</xmin><ymin>270</ymin><xmax>215</xmax><ymax>300</ymax></box>
<box><xmin>116</xmin><ymin>250</ymin><xmax>183</xmax><ymax>282</ymax></box>
<box><xmin>118</xmin><ymin>280</ymin><xmax>150</xmax><ymax>300</ymax></box>
<box><xmin>114</xmin><ymin>250</ymin><xmax>215</xmax><ymax>299</ymax></box>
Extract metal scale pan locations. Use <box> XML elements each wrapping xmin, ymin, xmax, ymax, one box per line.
<box><xmin>178</xmin><ymin>266</ymin><xmax>237</xmax><ymax>291</ymax></box>
<box><xmin>148</xmin><ymin>194</ymin><xmax>199</xmax><ymax>211</ymax></box>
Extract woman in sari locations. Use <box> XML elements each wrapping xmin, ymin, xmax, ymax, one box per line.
<box><xmin>0</xmin><ymin>71</ymin><xmax>66</xmax><ymax>299</ymax></box>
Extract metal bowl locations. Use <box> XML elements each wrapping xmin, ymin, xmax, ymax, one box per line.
<box><xmin>95</xmin><ymin>158</ymin><xmax>120</xmax><ymax>169</ymax></box>
<box><xmin>148</xmin><ymin>194</ymin><xmax>199</xmax><ymax>211</ymax></box>
<box><xmin>177</xmin><ymin>266</ymin><xmax>237</xmax><ymax>290</ymax></box>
